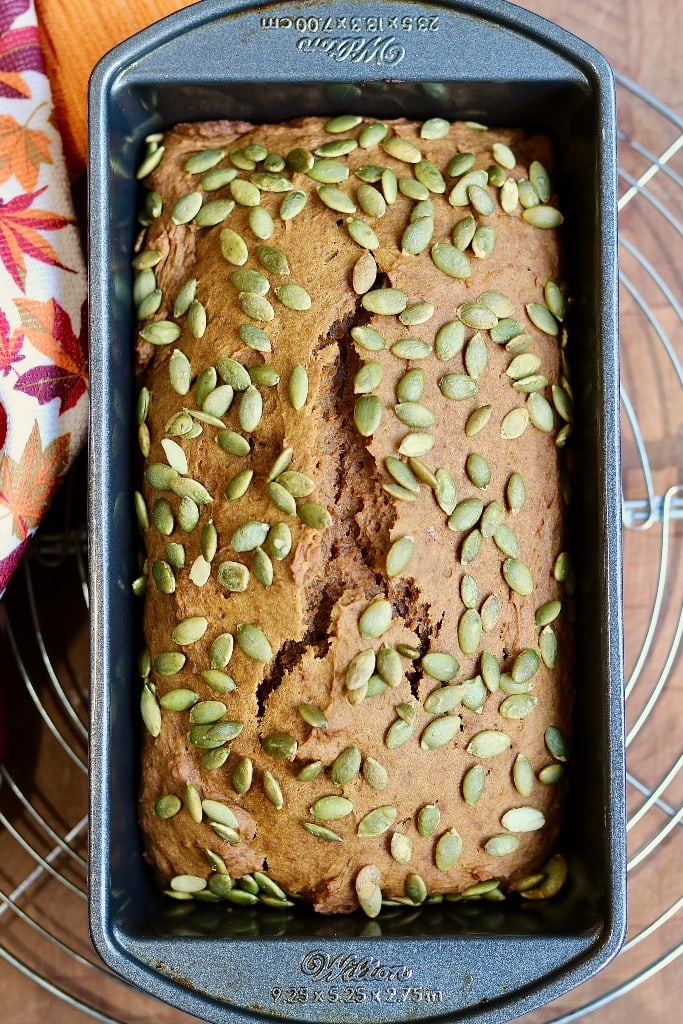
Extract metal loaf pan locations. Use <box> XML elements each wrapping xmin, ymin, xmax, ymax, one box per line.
<box><xmin>88</xmin><ymin>1</ymin><xmax>625</xmax><ymax>1021</ymax></box>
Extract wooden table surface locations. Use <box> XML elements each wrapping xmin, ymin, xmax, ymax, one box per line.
<box><xmin>1</xmin><ymin>1</ymin><xmax>681</xmax><ymax>1022</ymax></box>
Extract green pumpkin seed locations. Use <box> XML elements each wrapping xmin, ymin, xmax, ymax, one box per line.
<box><xmin>493</xmin><ymin>523</ymin><xmax>520</xmax><ymax>557</ymax></box>
<box><xmin>503</xmin><ymin>557</ymin><xmax>534</xmax><ymax>596</ymax></box>
<box><xmin>538</xmin><ymin>625</ymin><xmax>558</xmax><ymax>669</ymax></box>
<box><xmin>151</xmin><ymin>560</ymin><xmax>175</xmax><ymax>595</ymax></box>
<box><xmin>491</xmin><ymin>318</ymin><xmax>523</xmax><ymax>344</ymax></box>
<box><xmin>458</xmin><ymin>575</ymin><xmax>477</xmax><ymax>610</ymax></box>
<box><xmin>467</xmin><ymin>183</ymin><xmax>495</xmax><ymax>216</ymax></box>
<box><xmin>465</xmin><ymin>452</ymin><xmax>491</xmax><ymax>490</ymax></box>
<box><xmin>399</xmin><ymin>177</ymin><xmax>430</xmax><ymax>201</ymax></box>
<box><xmin>355</xmin><ymin>120</ymin><xmax>387</xmax><ymax>146</ymax></box>
<box><xmin>507</xmin><ymin>353</ymin><xmax>542</xmax><ymax>381</ymax></box>
<box><xmin>174</xmin><ymin>496</ymin><xmax>198</xmax><ymax>533</ymax></box>
<box><xmin>362</xmin><ymin>757</ymin><xmax>389</xmax><ymax>794</ymax></box>
<box><xmin>385</xmin><ymin>456</ymin><xmax>419</xmax><ymax>494</ymax></box>
<box><xmin>202</xmin><ymin>383</ymin><xmax>234</xmax><ymax>418</ymax></box>
<box><xmin>188</xmin><ymin>554</ymin><xmax>211</xmax><ymax>586</ymax></box>
<box><xmin>535</xmin><ymin>600</ymin><xmax>561</xmax><ymax>627</ymax></box>
<box><xmin>439</xmin><ymin>373</ymin><xmax>479</xmax><ymax>403</ymax></box>
<box><xmin>261</xmin><ymin>732</ymin><xmax>297</xmax><ymax>760</ymax></box>
<box><xmin>513</xmin><ymin>373</ymin><xmax>548</xmax><ymax>394</ymax></box>
<box><xmin>415</xmin><ymin>158</ymin><xmax>446</xmax><ymax>193</ymax></box>
<box><xmin>238</xmin><ymin>291</ymin><xmax>273</xmax><ymax>322</ymax></box>
<box><xmin>408</xmin><ymin>458</ymin><xmax>438</xmax><ymax>488</ymax></box>
<box><xmin>423</xmin><ymin>679</ymin><xmax>465</xmax><ymax>716</ymax></box>
<box><xmin>404</xmin><ymin>873</ymin><xmax>428</xmax><ymax>904</ymax></box>
<box><xmin>217</xmin><ymin>561</ymin><xmax>249</xmax><ymax>592</ymax></box>
<box><xmin>141</xmin><ymin>684</ymin><xmax>161</xmax><ymax>736</ymax></box>
<box><xmin>171</xmin><ymin>616</ymin><xmax>208</xmax><ymax>646</ymax></box>
<box><xmin>463</xmin><ymin>405</ymin><xmax>492</xmax><ymax>438</ymax></box>
<box><xmin>357</xmin><ymin>182</ymin><xmax>387</xmax><ymax>218</ymax></box>
<box><xmin>200</xmin><ymin>166</ymin><xmax>238</xmax><ymax>191</ymax></box>
<box><xmin>507</xmin><ymin>472</ymin><xmax>526</xmax><ymax>514</ymax></box>
<box><xmin>501</xmin><ymin>806</ymin><xmax>546</xmax><ymax>832</ymax></box>
<box><xmin>485</xmin><ymin>834</ymin><xmax>520</xmax><ymax>857</ymax></box>
<box><xmin>435</xmin><ymin>828</ymin><xmax>463</xmax><ymax>870</ymax></box>
<box><xmin>194</xmin><ymin>366</ymin><xmax>217</xmax><ymax>407</ymax></box>
<box><xmin>184</xmin><ymin>148</ymin><xmax>224</xmax><ymax>174</ymax></box>
<box><xmin>165</xmin><ymin>543</ymin><xmax>185</xmax><ymax>570</ymax></box>
<box><xmin>387</xmin><ymin>834</ymin><xmax>411</xmax><ymax>866</ymax></box>
<box><xmin>324</xmin><ymin>114</ymin><xmax>362</xmax><ymax>133</ymax></box>
<box><xmin>171</xmin><ymin>191</ymin><xmax>203</xmax><ymax>224</ymax></box>
<box><xmin>134</xmin><ymin>269</ymin><xmax>159</xmax><ymax>309</ymax></box>
<box><xmin>480</xmin><ymin>650</ymin><xmax>500</xmax><ymax>693</ymax></box>
<box><xmin>512</xmin><ymin>754</ymin><xmax>535</xmax><ymax>796</ymax></box>
<box><xmin>276</xmin><ymin>283</ymin><xmax>312</xmax><ymax>310</ymax></box>
<box><xmin>316</xmin><ymin>137</ymin><xmax>358</xmax><ymax>158</ymax></box>
<box><xmin>190</xmin><ymin>700</ymin><xmax>227</xmax><ymax>725</ymax></box>
<box><xmin>295</xmin><ymin>702</ymin><xmax>327</xmax><ymax>731</ymax></box>
<box><xmin>435</xmin><ymin>468</ymin><xmax>458</xmax><ymax>514</ymax></box>
<box><xmin>136</xmin><ymin>144</ymin><xmax>165</xmax><ymax>179</ymax></box>
<box><xmin>195</xmin><ymin>198</ymin><xmax>235</xmax><ymax>227</ymax></box>
<box><xmin>183</xmin><ymin>782</ymin><xmax>203</xmax><ymax>823</ymax></box>
<box><xmin>346</xmin><ymin>217</ymin><xmax>379</xmax><ymax>250</ymax></box>
<box><xmin>552</xmin><ymin>384</ymin><xmax>573</xmax><ymax>423</ymax></box>
<box><xmin>384</xmin><ymin>534</ymin><xmax>415</xmax><ymax>577</ymax></box>
<box><xmin>350</xmin><ymin>326</ymin><xmax>386</xmax><ymax>355</ymax></box>
<box><xmin>491</xmin><ymin>141</ymin><xmax>515</xmax><ymax>169</ymax></box>
<box><xmin>344</xmin><ymin>649</ymin><xmax>375</xmax><ymax>691</ymax></box>
<box><xmin>155</xmin><ymin>794</ymin><xmax>181</xmax><ymax>819</ymax></box>
<box><xmin>500</xmin><ymin>407</ymin><xmax>529</xmax><ymax>439</ymax></box>
<box><xmin>355</xmin><ymin>863</ymin><xmax>382</xmax><ymax>917</ymax></box>
<box><xmin>467</xmin><ymin>730</ymin><xmax>511</xmax><ymax>757</ymax></box>
<box><xmin>235</xmin><ymin>386</ymin><xmax>260</xmax><ymax>433</ymax></box>
<box><xmin>311</xmin><ymin>795</ymin><xmax>354</xmax><ymax>821</ymax></box>
<box><xmin>358</xmin><ymin>805</ymin><xmax>397</xmax><ymax>836</ymax></box>
<box><xmin>445</xmin><ymin>151</ymin><xmax>474</xmax><ymax>177</ymax></box>
<box><xmin>201</xmin><ymin>670</ymin><xmax>236</xmax><ymax>694</ymax></box>
<box><xmin>351</xmin><ymin>361</ymin><xmax>382</xmax><ymax>396</ymax></box>
<box><xmin>448</xmin><ymin>498</ymin><xmax>484</xmax><ymax>533</ymax></box>
<box><xmin>189</xmin><ymin>719</ymin><xmax>241</xmax><ymax>749</ymax></box>
<box><xmin>351</xmin><ymin>251</ymin><xmax>377</xmax><ymax>294</ymax></box>
<box><xmin>244</xmin><ymin>205</ymin><xmax>272</xmax><ymax>240</ymax></box>
<box><xmin>304</xmin><ymin>822</ymin><xmax>343</xmax><ymax>842</ymax></box>
<box><xmin>171</xmin><ymin>477</ymin><xmax>213</xmax><ymax>504</ymax></box>
<box><xmin>220</xmin><ymin>227</ymin><xmax>248</xmax><ymax>265</ymax></box>
<box><xmin>480</xmin><ymin>595</ymin><xmax>502</xmax><ymax>634</ymax></box>
<box><xmin>418</xmin><ymin>116</ymin><xmax>449</xmax><ymax>139</ymax></box>
<box><xmin>169</xmin><ymin>874</ymin><xmax>207</xmax><ymax>894</ymax></box>
<box><xmin>236</xmin><ymin>622</ymin><xmax>272</xmax><ymax>662</ymax></box>
<box><xmin>308</xmin><ymin>159</ymin><xmax>349</xmax><ymax>184</ymax></box>
<box><xmin>132</xmin><ymin>248</ymin><xmax>162</xmax><ymax>271</ymax></box>
<box><xmin>463</xmin><ymin>334</ymin><xmax>487</xmax><ymax>380</ymax></box>
<box><xmin>298</xmin><ymin>502</ymin><xmax>331</xmax><ymax>530</ymax></box>
<box><xmin>215</xmin><ymin>430</ymin><xmax>249</xmax><ymax>459</ymax></box>
<box><xmin>202</xmin><ymin>799</ymin><xmax>239</xmax><ymax>829</ymax></box>
<box><xmin>266</xmin><ymin>480</ymin><xmax>296</xmax><ymax>516</ymax></box>
<box><xmin>500</xmin><ymin>693</ymin><xmax>538</xmax><ymax>719</ymax></box>
<box><xmin>377</xmin><ymin>167</ymin><xmax>396</xmax><ymax>204</ymax></box>
<box><xmin>399</xmin><ymin>301</ymin><xmax>435</xmax><ymax>327</ymax></box>
<box><xmin>526</xmin><ymin>301</ymin><xmax>558</xmax><ymax>336</ymax></box>
<box><xmin>358</xmin><ymin>598</ymin><xmax>392</xmax><ymax>640</ymax></box>
<box><xmin>391</xmin><ymin>339</ymin><xmax>432</xmax><ymax>361</ymax></box>
<box><xmin>545</xmin><ymin>725</ymin><xmax>569</xmax><ymax>761</ymax></box>
<box><xmin>398</xmin><ymin>432</ymin><xmax>434</xmax><ymax>457</ymax></box>
<box><xmin>278</xmin><ymin>189</ymin><xmax>307</xmax><ymax>220</ymax></box>
<box><xmin>200</xmin><ymin>748</ymin><xmax>229</xmax><ymax>771</ymax></box>
<box><xmin>253</xmin><ymin>546</ymin><xmax>274</xmax><ymax>587</ymax></box>
<box><xmin>395</xmin><ymin>403</ymin><xmax>435</xmax><ymax>429</ymax></box>
<box><xmin>463</xmin><ymin>764</ymin><xmax>485</xmax><ymax>806</ymax></box>
<box><xmin>411</xmin><ymin>199</ymin><xmax>435</xmax><ymax>221</ymax></box>
<box><xmin>261</xmin><ymin>770</ymin><xmax>283</xmax><ymax>810</ymax></box>
<box><xmin>251</xmin><ymin>171</ymin><xmax>292</xmax><ymax>192</ymax></box>
<box><xmin>458</xmin><ymin>609</ymin><xmax>482</xmax><ymax>655</ymax></box>
<box><xmin>151</xmin><ymin>498</ymin><xmax>174</xmax><ymax>538</ymax></box>
<box><xmin>523</xmin><ymin>204</ymin><xmax>563</xmax><ymax>229</ymax></box>
<box><xmin>381</xmin><ymin>134</ymin><xmax>420</xmax><ymax>162</ymax></box>
<box><xmin>431</xmin><ymin>242</ymin><xmax>471</xmax><ymax>279</ymax></box>
<box><xmin>528</xmin><ymin>160</ymin><xmax>551</xmax><ymax>202</ymax></box>
<box><xmin>497</xmin><ymin>176</ymin><xmax>519</xmax><ymax>213</ymax></box>
<box><xmin>458</xmin><ymin>303</ymin><xmax>498</xmax><ymax>332</ymax></box>
<box><xmin>401</xmin><ymin>216</ymin><xmax>434</xmax><ymax>256</ymax></box>
<box><xmin>421</xmin><ymin>714</ymin><xmax>461</xmax><ymax>750</ymax></box>
<box><xmin>354</xmin><ymin>394</ymin><xmax>382</xmax><ymax>436</ymax></box>
<box><xmin>385</xmin><ymin>717</ymin><xmax>414</xmax><ymax>749</ymax></box>
<box><xmin>371</xmin><ymin>646</ymin><xmax>399</xmax><ymax>689</ymax></box>
<box><xmin>140</xmin><ymin>320</ymin><xmax>181</xmax><ymax>346</ymax></box>
<box><xmin>472</xmin><ymin>226</ymin><xmax>496</xmax><ymax>259</ymax></box>
<box><xmin>328</xmin><ymin>744</ymin><xmax>361</xmax><ymax>786</ymax></box>
<box><xmin>275</xmin><ymin>472</ymin><xmax>313</xmax><ymax>499</ymax></box>
<box><xmin>451</xmin><ymin>214</ymin><xmax>475</xmax><ymax>252</ymax></box>
<box><xmin>207</xmin><ymin>633</ymin><xmax>234</xmax><ymax>671</ymax></box>
<box><xmin>167</xmin><ymin>348</ymin><xmax>192</xmax><ymax>395</ymax></box>
<box><xmin>539</xmin><ymin>763</ymin><xmax>565</xmax><ymax>785</ymax></box>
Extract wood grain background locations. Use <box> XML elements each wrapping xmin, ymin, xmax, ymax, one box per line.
<box><xmin>1</xmin><ymin>1</ymin><xmax>681</xmax><ymax>1022</ymax></box>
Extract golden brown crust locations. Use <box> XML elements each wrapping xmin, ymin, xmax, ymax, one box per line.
<box><xmin>134</xmin><ymin>116</ymin><xmax>572</xmax><ymax>914</ymax></box>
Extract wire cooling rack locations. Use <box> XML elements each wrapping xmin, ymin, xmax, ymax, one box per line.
<box><xmin>0</xmin><ymin>72</ymin><xmax>681</xmax><ymax>1024</ymax></box>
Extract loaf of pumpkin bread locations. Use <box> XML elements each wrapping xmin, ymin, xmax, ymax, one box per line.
<box><xmin>133</xmin><ymin>115</ymin><xmax>572</xmax><ymax>915</ymax></box>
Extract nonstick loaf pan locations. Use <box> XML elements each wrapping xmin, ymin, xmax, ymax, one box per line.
<box><xmin>87</xmin><ymin>1</ymin><xmax>626</xmax><ymax>1021</ymax></box>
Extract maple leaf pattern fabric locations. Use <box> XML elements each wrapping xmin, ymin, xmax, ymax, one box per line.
<box><xmin>0</xmin><ymin>0</ymin><xmax>86</xmax><ymax>597</ymax></box>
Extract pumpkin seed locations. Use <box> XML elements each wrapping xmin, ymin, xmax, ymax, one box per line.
<box><xmin>430</xmin><ymin>468</ymin><xmax>456</xmax><ymax>515</ymax></box>
<box><xmin>201</xmin><ymin>670</ymin><xmax>236</xmax><ymax>695</ymax></box>
<box><xmin>500</xmin><ymin>407</ymin><xmax>529</xmax><ymax>439</ymax></box>
<box><xmin>491</xmin><ymin>318</ymin><xmax>523</xmax><ymax>344</ymax></box>
<box><xmin>190</xmin><ymin>699</ymin><xmax>227</xmax><ymax>725</ymax></box>
<box><xmin>182</xmin><ymin>782</ymin><xmax>203</xmax><ymax>823</ymax></box>
<box><xmin>355</xmin><ymin>864</ymin><xmax>382</xmax><ymax>918</ymax></box>
<box><xmin>308</xmin><ymin>159</ymin><xmax>349</xmax><ymax>184</ymax></box>
<box><xmin>451</xmin><ymin>214</ymin><xmax>476</xmax><ymax>252</ymax></box>
<box><xmin>344</xmin><ymin>649</ymin><xmax>375</xmax><ymax>692</ymax></box>
<box><xmin>391</xmin><ymin>339</ymin><xmax>432</xmax><ymax>360</ymax></box>
<box><xmin>171</xmin><ymin>616</ymin><xmax>208</xmax><ymax>647</ymax></box>
<box><xmin>195</xmin><ymin>198</ymin><xmax>235</xmax><ymax>227</ymax></box>
<box><xmin>155</xmin><ymin>794</ymin><xmax>181</xmax><ymax>819</ymax></box>
<box><xmin>261</xmin><ymin>732</ymin><xmax>298</xmax><ymax>760</ymax></box>
<box><xmin>418</xmin><ymin>116</ymin><xmax>449</xmax><ymax>139</ymax></box>
<box><xmin>316</xmin><ymin>184</ymin><xmax>356</xmax><ymax>215</ymax></box>
<box><xmin>539</xmin><ymin>626</ymin><xmax>558</xmax><ymax>669</ymax></box>
<box><xmin>201</xmin><ymin>166</ymin><xmax>238</xmax><ymax>190</ymax></box>
<box><xmin>311</xmin><ymin>795</ymin><xmax>353</xmax><ymax>820</ymax></box>
<box><xmin>152</xmin><ymin>499</ymin><xmax>174</xmax><ymax>537</ymax></box>
<box><xmin>399</xmin><ymin>177</ymin><xmax>430</xmax><ymax>201</ymax></box>
<box><xmin>175</xmin><ymin>495</ymin><xmax>199</xmax><ymax>532</ymax></box>
<box><xmin>167</xmin><ymin>349</ymin><xmax>191</xmax><ymax>396</ymax></box>
<box><xmin>171</xmin><ymin>476</ymin><xmax>213</xmax><ymax>505</ymax></box>
<box><xmin>267</xmin><ymin>480</ymin><xmax>296</xmax><ymax>516</ymax></box>
<box><xmin>500</xmin><ymin>693</ymin><xmax>537</xmax><ymax>719</ymax></box>
<box><xmin>188</xmin><ymin>553</ymin><xmax>211</xmax><ymax>587</ymax></box>
<box><xmin>390</xmin><ymin>833</ymin><xmax>412</xmax><ymax>864</ymax></box>
<box><xmin>354</xmin><ymin>394</ymin><xmax>382</xmax><ymax>437</ymax></box>
<box><xmin>463</xmin><ymin>405</ymin><xmax>492</xmax><ymax>438</ymax></box>
<box><xmin>500</xmin><ymin>176</ymin><xmax>519</xmax><ymax>212</ymax></box>
<box><xmin>277</xmin><ymin>471</ymin><xmax>315</xmax><ymax>499</ymax></box>
<box><xmin>510</xmin><ymin>754</ymin><xmax>535</xmax><ymax>798</ymax></box>
<box><xmin>463</xmin><ymin>764</ymin><xmax>485</xmax><ymax>806</ymax></box>
<box><xmin>219</xmin><ymin>227</ymin><xmax>248</xmax><ymax>265</ymax></box>
<box><xmin>526</xmin><ymin>301</ymin><xmax>558</xmax><ymax>336</ymax></box>
<box><xmin>480</xmin><ymin>596</ymin><xmax>502</xmax><ymax>637</ymax></box>
<box><xmin>358</xmin><ymin>598</ymin><xmax>392</xmax><ymax>640</ymax></box>
<box><xmin>435</xmin><ymin>829</ymin><xmax>463</xmax><ymax>870</ymax></box>
<box><xmin>507</xmin><ymin>353</ymin><xmax>541</xmax><ymax>381</ymax></box>
<box><xmin>466</xmin><ymin>453</ymin><xmax>491</xmax><ymax>491</ymax></box>
<box><xmin>171</xmin><ymin>191</ymin><xmax>203</xmax><ymax>224</ymax></box>
<box><xmin>398</xmin><ymin>432</ymin><xmax>434</xmax><ymax>457</ymax></box>
<box><xmin>385</xmin><ymin>456</ymin><xmax>419</xmax><ymax>494</ymax></box>
<box><xmin>351</xmin><ymin>325</ymin><xmax>386</xmax><ymax>352</ymax></box>
<box><xmin>207</xmin><ymin>633</ymin><xmax>233</xmax><ymax>671</ymax></box>
<box><xmin>385</xmin><ymin>717</ymin><xmax>414</xmax><ymax>749</ymax></box>
<box><xmin>421</xmin><ymin>715</ymin><xmax>461</xmax><ymax>750</ymax></box>
<box><xmin>380</xmin><ymin>166</ymin><xmax>398</xmax><ymax>204</ymax></box>
<box><xmin>493</xmin><ymin>523</ymin><xmax>520</xmax><ymax>557</ymax></box>
<box><xmin>467</xmin><ymin>183</ymin><xmax>495</xmax><ymax>216</ymax></box>
<box><xmin>251</xmin><ymin>546</ymin><xmax>272</xmax><ymax>587</ymax></box>
<box><xmin>141</xmin><ymin>684</ymin><xmax>161</xmax><ymax>736</ymax></box>
<box><xmin>539</xmin><ymin>763</ymin><xmax>565</xmax><ymax>785</ymax></box>
<box><xmin>446</xmin><ymin>152</ymin><xmax>475</xmax><ymax>177</ymax></box>
<box><xmin>251</xmin><ymin>171</ymin><xmax>291</xmax><ymax>192</ymax></box>
<box><xmin>518</xmin><ymin>179</ymin><xmax>540</xmax><ymax>208</ymax></box>
<box><xmin>485</xmin><ymin>834</ymin><xmax>520</xmax><ymax>857</ymax></box>
<box><xmin>357</xmin><ymin>182</ymin><xmax>387</xmax><ymax>218</ymax></box>
<box><xmin>331</xmin><ymin>745</ymin><xmax>362</xmax><ymax>786</ymax></box>
<box><xmin>405</xmin><ymin>873</ymin><xmax>428</xmax><ymax>904</ymax></box>
<box><xmin>400</xmin><ymin>302</ymin><xmax>435</xmax><ymax>328</ymax></box>
<box><xmin>381</xmin><ymin>134</ymin><xmax>421</xmax><ymax>163</ymax></box>
<box><xmin>189</xmin><ymin>719</ymin><xmax>242</xmax><ymax>748</ymax></box>
<box><xmin>235</xmin><ymin>385</ymin><xmax>260</xmax><ymax>433</ymax></box>
<box><xmin>401</xmin><ymin>216</ymin><xmax>434</xmax><ymax>256</ymax></box>
<box><xmin>351</xmin><ymin>361</ymin><xmax>382</xmax><ymax>397</ymax></box>
<box><xmin>523</xmin><ymin>204</ymin><xmax>563</xmax><ymax>229</ymax></box>
<box><xmin>304</xmin><ymin>822</ymin><xmax>343</xmax><ymax>842</ymax></box>
<box><xmin>316</xmin><ymin>138</ymin><xmax>358</xmax><ymax>159</ymax></box>
<box><xmin>258</xmin><ymin>769</ymin><xmax>283</xmax><ymax>810</ymax></box>
<box><xmin>501</xmin><ymin>806</ymin><xmax>545</xmax><ymax>832</ymax></box>
<box><xmin>216</xmin><ymin>430</ymin><xmax>250</xmax><ymax>458</ymax></box>
<box><xmin>506</xmin><ymin>472</ymin><xmax>526</xmax><ymax>514</ymax></box>
<box><xmin>358</xmin><ymin>805</ymin><xmax>397</xmax><ymax>836</ymax></box>
<box><xmin>467</xmin><ymin>730</ymin><xmax>511</xmax><ymax>758</ymax></box>
<box><xmin>395</xmin><ymin>402</ymin><xmax>435</xmax><ymax>428</ymax></box>
<box><xmin>140</xmin><ymin>321</ymin><xmax>181</xmax><ymax>346</ymax></box>
<box><xmin>235</xmin><ymin>623</ymin><xmax>272</xmax><ymax>662</ymax></box>
<box><xmin>479</xmin><ymin>650</ymin><xmax>500</xmax><ymax>693</ymax></box>
<box><xmin>545</xmin><ymin>725</ymin><xmax>569</xmax><ymax>761</ymax></box>
<box><xmin>165</xmin><ymin>543</ymin><xmax>185</xmax><ymax>570</ymax></box>
<box><xmin>491</xmin><ymin>141</ymin><xmax>515</xmax><ymax>169</ymax></box>
<box><xmin>439</xmin><ymin>373</ymin><xmax>478</xmax><ymax>402</ymax></box>
<box><xmin>472</xmin><ymin>226</ymin><xmax>496</xmax><ymax>259</ymax></box>
<box><xmin>133</xmin><ymin>269</ymin><xmax>157</xmax><ymax>309</ymax></box>
<box><xmin>458</xmin><ymin>575</ymin><xmax>478</xmax><ymax>610</ymax></box>
<box><xmin>275</xmin><ymin>283</ymin><xmax>312</xmax><ymax>311</ymax></box>
<box><xmin>535</xmin><ymin>600</ymin><xmax>561</xmax><ymax>626</ymax></box>
<box><xmin>431</xmin><ymin>242</ymin><xmax>471</xmax><ymax>279</ymax></box>
<box><xmin>357</xmin><ymin>121</ymin><xmax>387</xmax><ymax>147</ymax></box>
<box><xmin>132</xmin><ymin>248</ymin><xmax>162</xmax><ymax>271</ymax></box>
<box><xmin>169</xmin><ymin>874</ymin><xmax>206</xmax><ymax>894</ymax></box>
<box><xmin>184</xmin><ymin>148</ymin><xmax>224</xmax><ymax>174</ymax></box>
<box><xmin>297</xmin><ymin>761</ymin><xmax>324</xmax><ymax>783</ymax></box>
<box><xmin>513</xmin><ymin>373</ymin><xmax>548</xmax><ymax>394</ymax></box>
<box><xmin>201</xmin><ymin>800</ymin><xmax>239</xmax><ymax>830</ymax></box>
<box><xmin>528</xmin><ymin>160</ymin><xmax>551</xmax><ymax>202</ymax></box>
<box><xmin>415</xmin><ymin>159</ymin><xmax>446</xmax><ymax>193</ymax></box>
<box><xmin>397</xmin><ymin>643</ymin><xmax>421</xmax><ymax>660</ymax></box>
<box><xmin>136</xmin><ymin>144</ymin><xmax>165</xmax><ymax>179</ymax></box>
<box><xmin>349</xmin><ymin>251</ymin><xmax>377</xmax><ymax>295</ymax></box>
<box><xmin>449</xmin><ymin>168</ymin><xmax>488</xmax><ymax>206</ymax></box>
<box><xmin>386</xmin><ymin>535</ymin><xmax>415</xmax><ymax>578</ymax></box>
<box><xmin>216</xmin><ymin>561</ymin><xmax>248</xmax><ymax>593</ymax></box>
<box><xmin>298</xmin><ymin>502</ymin><xmax>331</xmax><ymax>529</ymax></box>
<box><xmin>448</xmin><ymin>498</ymin><xmax>484</xmax><ymax>533</ymax></box>
<box><xmin>325</xmin><ymin>114</ymin><xmax>363</xmax><ymax>133</ymax></box>
<box><xmin>151</xmin><ymin>560</ymin><xmax>175</xmax><ymax>595</ymax></box>
<box><xmin>411</xmin><ymin>199</ymin><xmax>435</xmax><ymax>222</ymax></box>
<box><xmin>296</xmin><ymin>703</ymin><xmax>327</xmax><ymax>731</ymax></box>
<box><xmin>372</xmin><ymin>646</ymin><xmax>399</xmax><ymax>689</ymax></box>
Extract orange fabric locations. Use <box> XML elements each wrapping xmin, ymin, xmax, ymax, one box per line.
<box><xmin>35</xmin><ymin>0</ymin><xmax>191</xmax><ymax>178</ymax></box>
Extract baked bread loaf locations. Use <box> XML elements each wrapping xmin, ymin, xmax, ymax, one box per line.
<box><xmin>133</xmin><ymin>115</ymin><xmax>572</xmax><ymax>916</ymax></box>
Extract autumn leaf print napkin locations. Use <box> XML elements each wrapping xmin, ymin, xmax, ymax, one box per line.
<box><xmin>0</xmin><ymin>0</ymin><xmax>87</xmax><ymax>596</ymax></box>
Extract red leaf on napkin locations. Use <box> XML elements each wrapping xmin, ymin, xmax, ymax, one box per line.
<box><xmin>0</xmin><ymin>114</ymin><xmax>52</xmax><ymax>191</ymax></box>
<box><xmin>0</xmin><ymin>1</ymin><xmax>42</xmax><ymax>101</ymax></box>
<box><xmin>0</xmin><ymin>306</ymin><xmax>24</xmax><ymax>376</ymax></box>
<box><xmin>0</xmin><ymin>420</ymin><xmax>70</xmax><ymax>540</ymax></box>
<box><xmin>13</xmin><ymin>297</ymin><xmax>87</xmax><ymax>411</ymax></box>
<box><xmin>0</xmin><ymin>401</ymin><xmax>7</xmax><ymax>450</ymax></box>
<box><xmin>0</xmin><ymin>186</ymin><xmax>73</xmax><ymax>291</ymax></box>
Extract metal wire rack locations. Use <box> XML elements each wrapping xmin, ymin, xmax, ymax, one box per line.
<box><xmin>0</xmin><ymin>71</ymin><xmax>681</xmax><ymax>1024</ymax></box>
